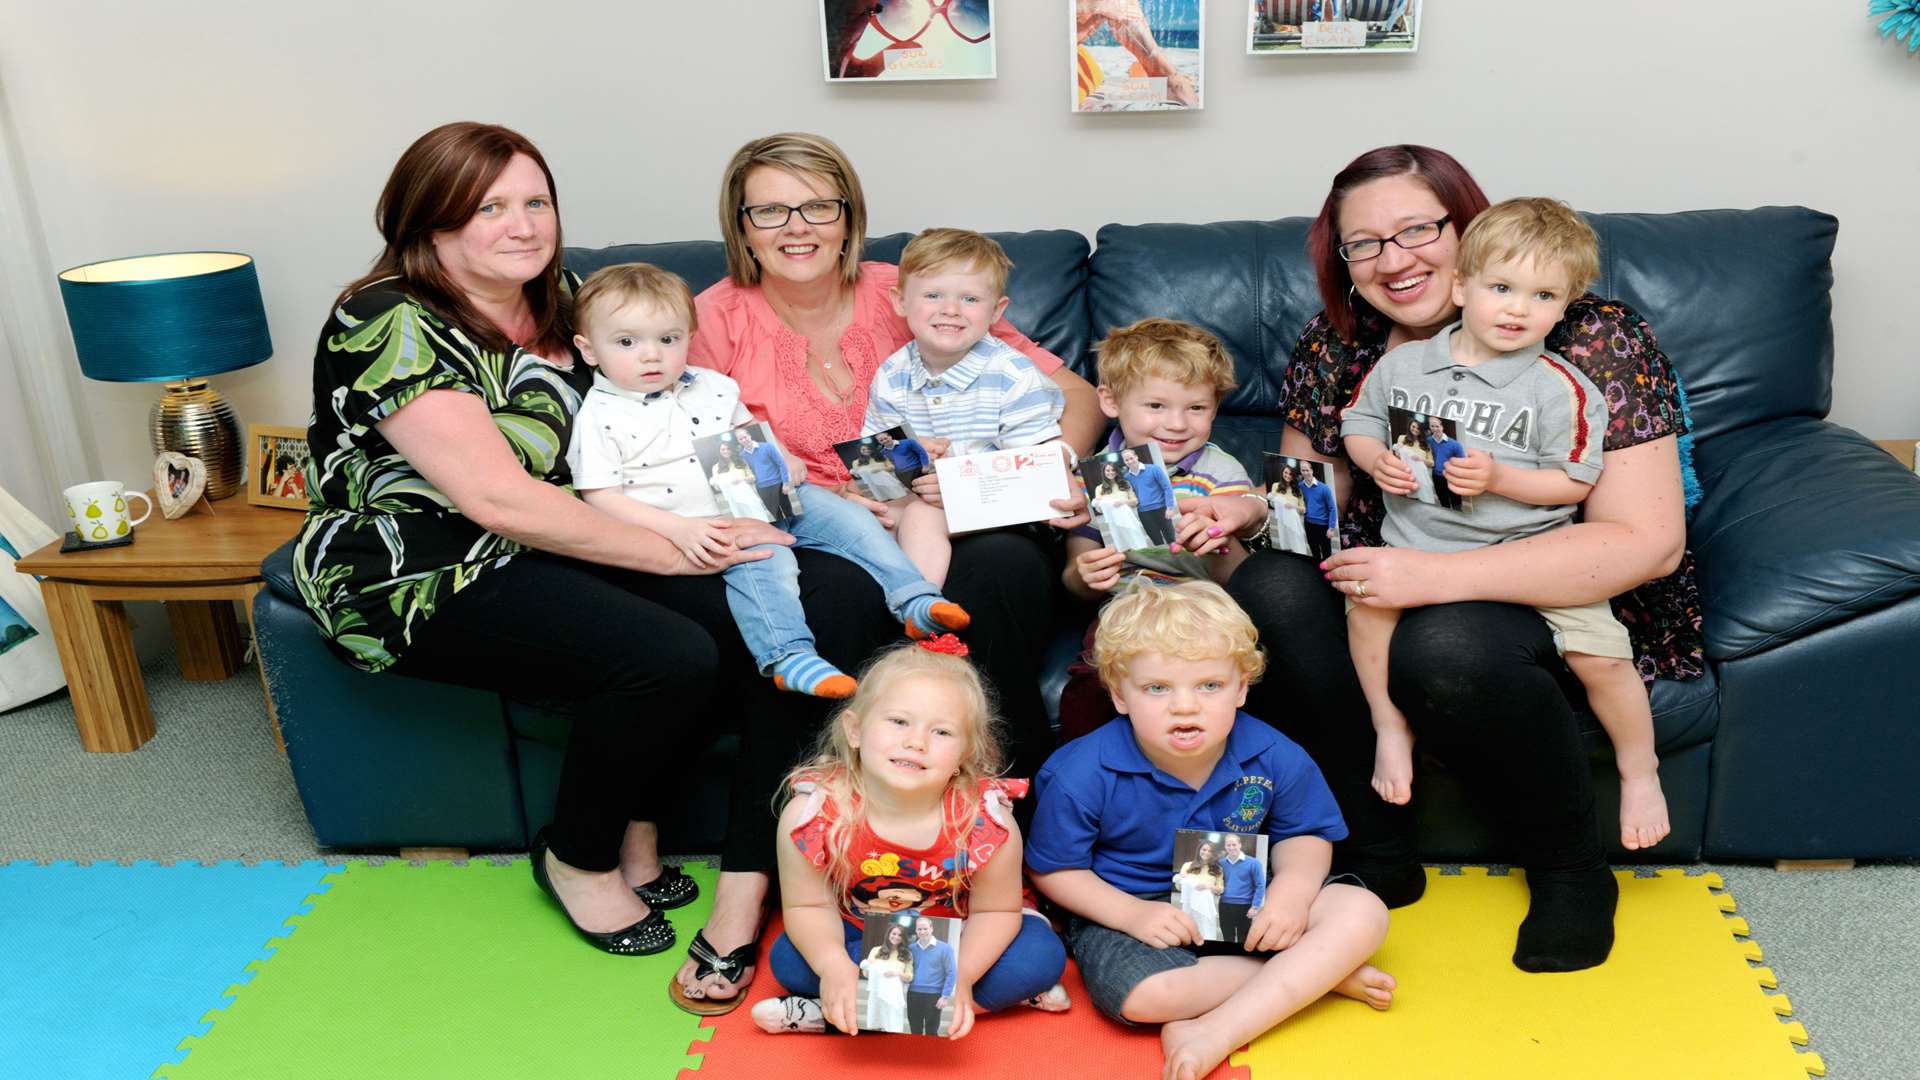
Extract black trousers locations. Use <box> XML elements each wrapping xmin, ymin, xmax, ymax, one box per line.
<box><xmin>1433</xmin><ymin>474</ymin><xmax>1463</xmax><ymax>511</ymax></box>
<box><xmin>1304</xmin><ymin>520</ymin><xmax>1333</xmax><ymax>562</ymax></box>
<box><xmin>1225</xmin><ymin>550</ymin><xmax>1604</xmax><ymax>878</ymax></box>
<box><xmin>756</xmin><ymin>483</ymin><xmax>787</xmax><ymax>520</ymax></box>
<box><xmin>389</xmin><ymin>553</ymin><xmax>730</xmax><ymax>872</ymax></box>
<box><xmin>1218</xmin><ymin>901</ymin><xmax>1253</xmax><ymax>944</ymax></box>
<box><xmin>906</xmin><ymin>990</ymin><xmax>944</xmax><ymax>1035</ymax></box>
<box><xmin>1137</xmin><ymin>504</ymin><xmax>1177</xmax><ymax>547</ymax></box>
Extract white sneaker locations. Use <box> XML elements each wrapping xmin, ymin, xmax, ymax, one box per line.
<box><xmin>752</xmin><ymin>994</ymin><xmax>827</xmax><ymax>1034</ymax></box>
<box><xmin>1022</xmin><ymin>983</ymin><xmax>1072</xmax><ymax>1012</ymax></box>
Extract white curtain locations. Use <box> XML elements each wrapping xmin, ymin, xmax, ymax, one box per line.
<box><xmin>0</xmin><ymin>73</ymin><xmax>99</xmax><ymax>527</ymax></box>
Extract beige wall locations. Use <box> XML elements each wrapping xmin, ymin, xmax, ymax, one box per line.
<box><xmin>3</xmin><ymin>0</ymin><xmax>1915</xmax><ymax>493</ymax></box>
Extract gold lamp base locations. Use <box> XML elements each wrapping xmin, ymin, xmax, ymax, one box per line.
<box><xmin>149</xmin><ymin>379</ymin><xmax>243</xmax><ymax>500</ymax></box>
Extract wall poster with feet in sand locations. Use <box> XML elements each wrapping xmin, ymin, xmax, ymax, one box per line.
<box><xmin>1072</xmin><ymin>0</ymin><xmax>1203</xmax><ymax>111</ymax></box>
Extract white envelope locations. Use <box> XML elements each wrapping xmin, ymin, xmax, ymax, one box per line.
<box><xmin>934</xmin><ymin>445</ymin><xmax>1073</xmax><ymax>534</ymax></box>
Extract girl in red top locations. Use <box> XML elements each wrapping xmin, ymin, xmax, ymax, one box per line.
<box><xmin>753</xmin><ymin>640</ymin><xmax>1069</xmax><ymax>1037</ymax></box>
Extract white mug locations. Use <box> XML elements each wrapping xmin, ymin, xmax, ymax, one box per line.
<box><xmin>63</xmin><ymin>481</ymin><xmax>152</xmax><ymax>543</ymax></box>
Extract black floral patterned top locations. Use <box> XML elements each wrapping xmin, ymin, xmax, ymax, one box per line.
<box><xmin>292</xmin><ymin>278</ymin><xmax>590</xmax><ymax>672</ymax></box>
<box><xmin>1282</xmin><ymin>297</ymin><xmax>1706</xmax><ymax>684</ymax></box>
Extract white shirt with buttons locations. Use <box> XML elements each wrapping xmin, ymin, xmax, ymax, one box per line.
<box><xmin>567</xmin><ymin>368</ymin><xmax>756</xmax><ymax>518</ymax></box>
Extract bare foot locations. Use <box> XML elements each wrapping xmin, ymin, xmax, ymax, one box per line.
<box><xmin>1332</xmin><ymin>963</ymin><xmax>1395</xmax><ymax>1010</ymax></box>
<box><xmin>1159</xmin><ymin>1017</ymin><xmax>1236</xmax><ymax>1080</ymax></box>
<box><xmin>1619</xmin><ymin>772</ymin><xmax>1671</xmax><ymax>850</ymax></box>
<box><xmin>543</xmin><ymin>851</ymin><xmax>653</xmax><ymax>933</ymax></box>
<box><xmin>1371</xmin><ymin>724</ymin><xmax>1414</xmax><ymax>805</ymax></box>
<box><xmin>675</xmin><ymin>872</ymin><xmax>767</xmax><ymax>1003</ymax></box>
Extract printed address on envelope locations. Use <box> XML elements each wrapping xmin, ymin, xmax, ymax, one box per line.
<box><xmin>934</xmin><ymin>445</ymin><xmax>1073</xmax><ymax>534</ymax></box>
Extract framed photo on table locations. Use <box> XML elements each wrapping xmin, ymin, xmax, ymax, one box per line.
<box><xmin>246</xmin><ymin>424</ymin><xmax>312</xmax><ymax>510</ymax></box>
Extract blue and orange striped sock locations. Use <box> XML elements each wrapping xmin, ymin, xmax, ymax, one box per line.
<box><xmin>770</xmin><ymin>653</ymin><xmax>856</xmax><ymax>698</ymax></box>
<box><xmin>901</xmin><ymin>596</ymin><xmax>971</xmax><ymax>640</ymax></box>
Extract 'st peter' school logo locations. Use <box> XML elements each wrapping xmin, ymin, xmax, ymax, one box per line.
<box><xmin>1226</xmin><ymin>776</ymin><xmax>1274</xmax><ymax>827</ymax></box>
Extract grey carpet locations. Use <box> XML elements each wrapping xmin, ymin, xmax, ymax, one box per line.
<box><xmin>3</xmin><ymin>647</ymin><xmax>1914</xmax><ymax>1077</ymax></box>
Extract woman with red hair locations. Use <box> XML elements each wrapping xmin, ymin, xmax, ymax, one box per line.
<box><xmin>1227</xmin><ymin>145</ymin><xmax>1704</xmax><ymax>974</ymax></box>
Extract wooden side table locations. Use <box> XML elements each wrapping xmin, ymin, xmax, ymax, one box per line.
<box><xmin>15</xmin><ymin>497</ymin><xmax>303</xmax><ymax>752</ymax></box>
<box><xmin>1875</xmin><ymin>438</ymin><xmax>1918</xmax><ymax>471</ymax></box>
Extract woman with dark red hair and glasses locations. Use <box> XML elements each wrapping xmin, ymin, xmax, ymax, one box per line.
<box><xmin>1226</xmin><ymin>145</ymin><xmax>1705</xmax><ymax>974</ymax></box>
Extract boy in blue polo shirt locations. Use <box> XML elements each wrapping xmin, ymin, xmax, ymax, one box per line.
<box><xmin>1027</xmin><ymin>581</ymin><xmax>1393</xmax><ymax>1080</ymax></box>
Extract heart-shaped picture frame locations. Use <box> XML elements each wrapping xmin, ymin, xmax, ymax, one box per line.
<box><xmin>153</xmin><ymin>451</ymin><xmax>208</xmax><ymax>520</ymax></box>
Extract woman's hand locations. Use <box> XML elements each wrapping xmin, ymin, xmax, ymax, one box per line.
<box><xmin>1075</xmin><ymin>545</ymin><xmax>1128</xmax><ymax>593</ymax></box>
<box><xmin>1323</xmin><ymin>545</ymin><xmax>1448</xmax><ymax>610</ymax></box>
<box><xmin>819</xmin><ymin>961</ymin><xmax>862</xmax><ymax>1036</ymax></box>
<box><xmin>1368</xmin><ymin>447</ymin><xmax>1418</xmax><ymax>496</ymax></box>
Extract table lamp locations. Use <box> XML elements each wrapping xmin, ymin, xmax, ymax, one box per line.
<box><xmin>57</xmin><ymin>252</ymin><xmax>273</xmax><ymax>500</ymax></box>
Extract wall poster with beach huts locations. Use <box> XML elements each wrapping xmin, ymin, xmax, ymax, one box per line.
<box><xmin>1247</xmin><ymin>0</ymin><xmax>1421</xmax><ymax>55</ymax></box>
<box><xmin>1072</xmin><ymin>0</ymin><xmax>1204</xmax><ymax>112</ymax></box>
<box><xmin>821</xmin><ymin>0</ymin><xmax>997</xmax><ymax>82</ymax></box>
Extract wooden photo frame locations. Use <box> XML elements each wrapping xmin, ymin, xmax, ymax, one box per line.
<box><xmin>246</xmin><ymin>423</ymin><xmax>312</xmax><ymax>510</ymax></box>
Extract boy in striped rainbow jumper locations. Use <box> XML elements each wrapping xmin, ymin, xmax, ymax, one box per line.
<box><xmin>1054</xmin><ymin>317</ymin><xmax>1275</xmax><ymax>741</ymax></box>
<box><xmin>1339</xmin><ymin>197</ymin><xmax>1670</xmax><ymax>853</ymax></box>
<box><xmin>861</xmin><ymin>228</ymin><xmax>1068</xmax><ymax>587</ymax></box>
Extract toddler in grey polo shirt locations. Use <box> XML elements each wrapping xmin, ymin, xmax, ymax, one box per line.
<box><xmin>1338</xmin><ymin>198</ymin><xmax>1670</xmax><ymax>853</ymax></box>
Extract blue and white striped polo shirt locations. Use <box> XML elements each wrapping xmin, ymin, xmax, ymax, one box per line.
<box><xmin>861</xmin><ymin>333</ymin><xmax>1065</xmax><ymax>454</ymax></box>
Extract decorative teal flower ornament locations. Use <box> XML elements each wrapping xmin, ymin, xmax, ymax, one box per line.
<box><xmin>1871</xmin><ymin>0</ymin><xmax>1920</xmax><ymax>55</ymax></box>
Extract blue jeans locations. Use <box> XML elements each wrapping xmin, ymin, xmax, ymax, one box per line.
<box><xmin>723</xmin><ymin>483</ymin><xmax>939</xmax><ymax>673</ymax></box>
<box><xmin>769</xmin><ymin>914</ymin><xmax>1066</xmax><ymax>1012</ymax></box>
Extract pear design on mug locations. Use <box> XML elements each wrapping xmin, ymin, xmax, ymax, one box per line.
<box><xmin>86</xmin><ymin>500</ymin><xmax>103</xmax><ymax>519</ymax></box>
<box><xmin>115</xmin><ymin>519</ymin><xmax>130</xmax><ymax>536</ymax></box>
<box><xmin>90</xmin><ymin>522</ymin><xmax>109</xmax><ymax>539</ymax></box>
<box><xmin>113</xmin><ymin>495</ymin><xmax>127</xmax><ymax>513</ymax></box>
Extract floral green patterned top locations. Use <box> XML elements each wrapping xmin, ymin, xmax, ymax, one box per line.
<box><xmin>1282</xmin><ymin>296</ymin><xmax>1706</xmax><ymax>684</ymax></box>
<box><xmin>292</xmin><ymin>277</ymin><xmax>589</xmax><ymax>672</ymax></box>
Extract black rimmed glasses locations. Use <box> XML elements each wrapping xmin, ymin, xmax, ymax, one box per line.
<box><xmin>740</xmin><ymin>198</ymin><xmax>848</xmax><ymax>230</ymax></box>
<box><xmin>1336</xmin><ymin>216</ymin><xmax>1451</xmax><ymax>263</ymax></box>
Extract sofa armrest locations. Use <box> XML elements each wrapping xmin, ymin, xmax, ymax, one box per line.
<box><xmin>1688</xmin><ymin>418</ymin><xmax>1920</xmax><ymax>661</ymax></box>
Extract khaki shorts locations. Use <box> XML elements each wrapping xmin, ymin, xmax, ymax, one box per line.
<box><xmin>1343</xmin><ymin>597</ymin><xmax>1632</xmax><ymax>660</ymax></box>
<box><xmin>1537</xmin><ymin>600</ymin><xmax>1633</xmax><ymax>659</ymax></box>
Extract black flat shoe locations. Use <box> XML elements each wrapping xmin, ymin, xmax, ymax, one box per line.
<box><xmin>632</xmin><ymin>864</ymin><xmax>700</xmax><ymax>911</ymax></box>
<box><xmin>530</xmin><ymin>829</ymin><xmax>676</xmax><ymax>956</ymax></box>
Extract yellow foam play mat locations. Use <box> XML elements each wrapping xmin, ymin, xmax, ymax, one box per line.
<box><xmin>1232</xmin><ymin>868</ymin><xmax>1823</xmax><ymax>1079</ymax></box>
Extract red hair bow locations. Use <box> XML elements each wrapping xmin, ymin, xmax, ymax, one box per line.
<box><xmin>916</xmin><ymin>633</ymin><xmax>969</xmax><ymax>657</ymax></box>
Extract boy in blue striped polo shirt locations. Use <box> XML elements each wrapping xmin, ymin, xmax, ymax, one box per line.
<box><xmin>863</xmin><ymin>229</ymin><xmax>1067</xmax><ymax>586</ymax></box>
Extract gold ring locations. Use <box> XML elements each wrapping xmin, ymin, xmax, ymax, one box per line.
<box><xmin>1355</xmin><ymin>580</ymin><xmax>1369</xmax><ymax>598</ymax></box>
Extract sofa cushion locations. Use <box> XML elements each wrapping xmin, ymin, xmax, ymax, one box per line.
<box><xmin>1689</xmin><ymin>418</ymin><xmax>1920</xmax><ymax>661</ymax></box>
<box><xmin>1586</xmin><ymin>207</ymin><xmax>1837</xmax><ymax>445</ymax></box>
<box><xmin>565</xmin><ymin>229</ymin><xmax>1093</xmax><ymax>372</ymax></box>
<box><xmin>1087</xmin><ymin>219</ymin><xmax>1319</xmax><ymax>470</ymax></box>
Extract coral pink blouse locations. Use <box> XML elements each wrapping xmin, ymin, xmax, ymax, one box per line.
<box><xmin>687</xmin><ymin>262</ymin><xmax>1065</xmax><ymax>486</ymax></box>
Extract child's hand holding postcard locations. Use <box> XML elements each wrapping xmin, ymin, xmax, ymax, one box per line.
<box><xmin>934</xmin><ymin>444</ymin><xmax>1074</xmax><ymax>534</ymax></box>
<box><xmin>1080</xmin><ymin>443</ymin><xmax>1208</xmax><ymax>579</ymax></box>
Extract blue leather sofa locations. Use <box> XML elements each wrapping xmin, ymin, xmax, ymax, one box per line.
<box><xmin>255</xmin><ymin>206</ymin><xmax>1920</xmax><ymax>863</ymax></box>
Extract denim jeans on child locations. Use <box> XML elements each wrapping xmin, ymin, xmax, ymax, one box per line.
<box><xmin>723</xmin><ymin>483</ymin><xmax>938</xmax><ymax>672</ymax></box>
<box><xmin>768</xmin><ymin>914</ymin><xmax>1066</xmax><ymax>1012</ymax></box>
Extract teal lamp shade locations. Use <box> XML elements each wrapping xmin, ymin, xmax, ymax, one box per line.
<box><xmin>56</xmin><ymin>252</ymin><xmax>274</xmax><ymax>500</ymax></box>
<box><xmin>58</xmin><ymin>252</ymin><xmax>271</xmax><ymax>381</ymax></box>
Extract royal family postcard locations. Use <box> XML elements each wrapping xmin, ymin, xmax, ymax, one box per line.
<box><xmin>693</xmin><ymin>421</ymin><xmax>799</xmax><ymax>523</ymax></box>
<box><xmin>857</xmin><ymin>913</ymin><xmax>966</xmax><ymax>1035</ymax></box>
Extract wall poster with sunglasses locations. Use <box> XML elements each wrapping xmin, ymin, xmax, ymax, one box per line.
<box><xmin>822</xmin><ymin>0</ymin><xmax>996</xmax><ymax>81</ymax></box>
<box><xmin>1246</xmin><ymin>0</ymin><xmax>1420</xmax><ymax>55</ymax></box>
<box><xmin>1072</xmin><ymin>0</ymin><xmax>1203</xmax><ymax>112</ymax></box>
